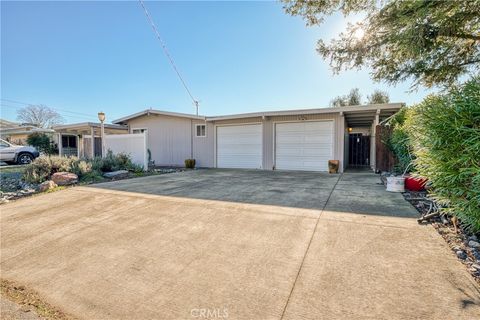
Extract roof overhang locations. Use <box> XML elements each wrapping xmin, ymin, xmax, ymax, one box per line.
<box><xmin>110</xmin><ymin>103</ymin><xmax>404</xmax><ymax>126</ymax></box>
<box><xmin>0</xmin><ymin>126</ymin><xmax>55</xmax><ymax>135</ymax></box>
<box><xmin>53</xmin><ymin>122</ymin><xmax>128</xmax><ymax>135</ymax></box>
<box><xmin>342</xmin><ymin>105</ymin><xmax>402</xmax><ymax>127</ymax></box>
<box><xmin>206</xmin><ymin>103</ymin><xmax>404</xmax><ymax>122</ymax></box>
<box><xmin>113</xmin><ymin>109</ymin><xmax>206</xmax><ymax>124</ymax></box>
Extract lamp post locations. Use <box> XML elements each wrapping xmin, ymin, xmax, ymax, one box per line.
<box><xmin>98</xmin><ymin>111</ymin><xmax>106</xmax><ymax>157</ymax></box>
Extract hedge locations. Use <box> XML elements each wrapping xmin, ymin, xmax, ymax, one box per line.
<box><xmin>407</xmin><ymin>78</ymin><xmax>480</xmax><ymax>232</ymax></box>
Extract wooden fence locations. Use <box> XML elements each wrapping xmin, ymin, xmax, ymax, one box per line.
<box><xmin>375</xmin><ymin>125</ymin><xmax>396</xmax><ymax>172</ymax></box>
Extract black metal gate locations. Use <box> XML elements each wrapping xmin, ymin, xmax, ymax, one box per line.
<box><xmin>348</xmin><ymin>133</ymin><xmax>370</xmax><ymax>167</ymax></box>
<box><xmin>94</xmin><ymin>137</ymin><xmax>102</xmax><ymax>157</ymax></box>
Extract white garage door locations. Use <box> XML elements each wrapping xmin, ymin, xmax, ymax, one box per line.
<box><xmin>217</xmin><ymin>124</ymin><xmax>262</xmax><ymax>169</ymax></box>
<box><xmin>275</xmin><ymin>121</ymin><xmax>333</xmax><ymax>171</ymax></box>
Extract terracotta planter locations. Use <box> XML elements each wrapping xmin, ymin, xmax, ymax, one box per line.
<box><xmin>328</xmin><ymin>160</ymin><xmax>339</xmax><ymax>174</ymax></box>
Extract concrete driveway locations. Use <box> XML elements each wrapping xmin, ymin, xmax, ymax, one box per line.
<box><xmin>1</xmin><ymin>169</ymin><xmax>479</xmax><ymax>319</ymax></box>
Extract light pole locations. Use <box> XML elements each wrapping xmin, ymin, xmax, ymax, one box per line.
<box><xmin>97</xmin><ymin>111</ymin><xmax>106</xmax><ymax>157</ymax></box>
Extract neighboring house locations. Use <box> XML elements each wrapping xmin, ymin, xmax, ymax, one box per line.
<box><xmin>113</xmin><ymin>103</ymin><xmax>403</xmax><ymax>172</ymax></box>
<box><xmin>53</xmin><ymin>122</ymin><xmax>128</xmax><ymax>158</ymax></box>
<box><xmin>0</xmin><ymin>119</ymin><xmax>55</xmax><ymax>145</ymax></box>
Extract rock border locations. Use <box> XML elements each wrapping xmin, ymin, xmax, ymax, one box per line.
<box><xmin>403</xmin><ymin>191</ymin><xmax>480</xmax><ymax>284</ymax></box>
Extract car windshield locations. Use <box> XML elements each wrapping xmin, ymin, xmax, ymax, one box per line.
<box><xmin>0</xmin><ymin>139</ymin><xmax>16</xmax><ymax>147</ymax></box>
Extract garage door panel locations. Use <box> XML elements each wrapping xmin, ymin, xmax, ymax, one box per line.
<box><xmin>275</xmin><ymin>121</ymin><xmax>333</xmax><ymax>172</ymax></box>
<box><xmin>217</xmin><ymin>125</ymin><xmax>262</xmax><ymax>169</ymax></box>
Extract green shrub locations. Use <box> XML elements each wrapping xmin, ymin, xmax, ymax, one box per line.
<box><xmin>185</xmin><ymin>159</ymin><xmax>195</xmax><ymax>169</ymax></box>
<box><xmin>23</xmin><ymin>156</ymin><xmax>52</xmax><ymax>183</ymax></box>
<box><xmin>113</xmin><ymin>152</ymin><xmax>133</xmax><ymax>170</ymax></box>
<box><xmin>26</xmin><ymin>133</ymin><xmax>58</xmax><ymax>155</ymax></box>
<box><xmin>71</xmin><ymin>159</ymin><xmax>93</xmax><ymax>176</ymax></box>
<box><xmin>384</xmin><ymin>107</ymin><xmax>414</xmax><ymax>173</ymax></box>
<box><xmin>408</xmin><ymin>78</ymin><xmax>480</xmax><ymax>232</ymax></box>
<box><xmin>91</xmin><ymin>151</ymin><xmax>136</xmax><ymax>172</ymax></box>
<box><xmin>23</xmin><ymin>152</ymin><xmax>140</xmax><ymax>184</ymax></box>
<box><xmin>79</xmin><ymin>170</ymin><xmax>104</xmax><ymax>183</ymax></box>
<box><xmin>49</xmin><ymin>156</ymin><xmax>74</xmax><ymax>173</ymax></box>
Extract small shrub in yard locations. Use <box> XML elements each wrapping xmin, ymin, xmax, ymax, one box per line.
<box><xmin>407</xmin><ymin>78</ymin><xmax>480</xmax><ymax>232</ymax></box>
<box><xmin>71</xmin><ymin>159</ymin><xmax>93</xmax><ymax>176</ymax></box>
<box><xmin>91</xmin><ymin>151</ymin><xmax>135</xmax><ymax>172</ymax></box>
<box><xmin>23</xmin><ymin>152</ymin><xmax>141</xmax><ymax>184</ymax></box>
<box><xmin>49</xmin><ymin>156</ymin><xmax>74</xmax><ymax>173</ymax></box>
<box><xmin>185</xmin><ymin>159</ymin><xmax>195</xmax><ymax>169</ymax></box>
<box><xmin>23</xmin><ymin>156</ymin><xmax>52</xmax><ymax>183</ymax></box>
<box><xmin>24</xmin><ymin>156</ymin><xmax>92</xmax><ymax>183</ymax></box>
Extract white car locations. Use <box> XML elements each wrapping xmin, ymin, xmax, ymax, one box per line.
<box><xmin>0</xmin><ymin>139</ymin><xmax>40</xmax><ymax>164</ymax></box>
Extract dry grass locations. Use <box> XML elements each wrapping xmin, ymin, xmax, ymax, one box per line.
<box><xmin>1</xmin><ymin>279</ymin><xmax>75</xmax><ymax>320</ymax></box>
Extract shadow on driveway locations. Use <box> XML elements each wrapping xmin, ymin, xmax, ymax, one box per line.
<box><xmin>89</xmin><ymin>169</ymin><xmax>419</xmax><ymax>218</ymax></box>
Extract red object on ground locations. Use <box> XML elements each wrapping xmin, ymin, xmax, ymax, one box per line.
<box><xmin>404</xmin><ymin>176</ymin><xmax>427</xmax><ymax>191</ymax></box>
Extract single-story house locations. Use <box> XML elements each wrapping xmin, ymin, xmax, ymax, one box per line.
<box><xmin>53</xmin><ymin>122</ymin><xmax>128</xmax><ymax>158</ymax></box>
<box><xmin>0</xmin><ymin>119</ymin><xmax>55</xmax><ymax>145</ymax></box>
<box><xmin>113</xmin><ymin>103</ymin><xmax>403</xmax><ymax>172</ymax></box>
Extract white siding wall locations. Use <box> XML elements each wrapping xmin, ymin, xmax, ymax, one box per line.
<box><xmin>124</xmin><ymin>112</ymin><xmax>345</xmax><ymax>171</ymax></box>
<box><xmin>192</xmin><ymin>120</ymin><xmax>214</xmax><ymax>167</ymax></box>
<box><xmin>105</xmin><ymin>133</ymin><xmax>147</xmax><ymax>169</ymax></box>
<box><xmin>127</xmin><ymin>114</ymin><xmax>193</xmax><ymax>167</ymax></box>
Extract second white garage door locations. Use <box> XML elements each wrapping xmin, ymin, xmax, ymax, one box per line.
<box><xmin>217</xmin><ymin>124</ymin><xmax>262</xmax><ymax>169</ymax></box>
<box><xmin>275</xmin><ymin>121</ymin><xmax>333</xmax><ymax>171</ymax></box>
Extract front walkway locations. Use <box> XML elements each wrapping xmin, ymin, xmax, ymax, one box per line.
<box><xmin>1</xmin><ymin>170</ymin><xmax>479</xmax><ymax>319</ymax></box>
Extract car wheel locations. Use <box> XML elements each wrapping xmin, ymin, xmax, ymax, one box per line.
<box><xmin>17</xmin><ymin>153</ymin><xmax>34</xmax><ymax>164</ymax></box>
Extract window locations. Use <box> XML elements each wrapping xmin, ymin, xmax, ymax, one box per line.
<box><xmin>196</xmin><ymin>124</ymin><xmax>206</xmax><ymax>137</ymax></box>
<box><xmin>132</xmin><ymin>128</ymin><xmax>147</xmax><ymax>134</ymax></box>
<box><xmin>61</xmin><ymin>135</ymin><xmax>77</xmax><ymax>148</ymax></box>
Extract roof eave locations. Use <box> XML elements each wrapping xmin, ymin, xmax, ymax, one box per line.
<box><xmin>206</xmin><ymin>103</ymin><xmax>404</xmax><ymax>121</ymax></box>
<box><xmin>112</xmin><ymin>109</ymin><xmax>206</xmax><ymax>124</ymax></box>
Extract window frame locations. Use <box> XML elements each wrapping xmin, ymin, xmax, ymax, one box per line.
<box><xmin>195</xmin><ymin>124</ymin><xmax>207</xmax><ymax>138</ymax></box>
<box><xmin>61</xmin><ymin>135</ymin><xmax>77</xmax><ymax>148</ymax></box>
<box><xmin>131</xmin><ymin>128</ymin><xmax>148</xmax><ymax>135</ymax></box>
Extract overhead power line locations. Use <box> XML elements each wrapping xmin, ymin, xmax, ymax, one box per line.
<box><xmin>138</xmin><ymin>0</ymin><xmax>200</xmax><ymax>115</ymax></box>
<box><xmin>0</xmin><ymin>98</ymin><xmax>98</xmax><ymax>119</ymax></box>
<box><xmin>0</xmin><ymin>104</ymin><xmax>99</xmax><ymax>122</ymax></box>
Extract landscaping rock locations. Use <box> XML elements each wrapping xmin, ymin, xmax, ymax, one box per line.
<box><xmin>456</xmin><ymin>250</ymin><xmax>467</xmax><ymax>260</ymax></box>
<box><xmin>103</xmin><ymin>170</ymin><xmax>129</xmax><ymax>178</ymax></box>
<box><xmin>468</xmin><ymin>240</ymin><xmax>480</xmax><ymax>249</ymax></box>
<box><xmin>471</xmin><ymin>250</ymin><xmax>480</xmax><ymax>261</ymax></box>
<box><xmin>39</xmin><ymin>180</ymin><xmax>57</xmax><ymax>192</ymax></box>
<box><xmin>153</xmin><ymin>168</ymin><xmax>183</xmax><ymax>174</ymax></box>
<box><xmin>51</xmin><ymin>172</ymin><xmax>78</xmax><ymax>186</ymax></box>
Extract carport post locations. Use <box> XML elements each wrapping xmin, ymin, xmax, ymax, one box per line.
<box><xmin>77</xmin><ymin>135</ymin><xmax>80</xmax><ymax>158</ymax></box>
<box><xmin>90</xmin><ymin>127</ymin><xmax>95</xmax><ymax>159</ymax></box>
<box><xmin>58</xmin><ymin>133</ymin><xmax>63</xmax><ymax>157</ymax></box>
<box><xmin>372</xmin><ymin>109</ymin><xmax>381</xmax><ymax>171</ymax></box>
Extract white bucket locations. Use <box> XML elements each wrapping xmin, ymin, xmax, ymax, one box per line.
<box><xmin>386</xmin><ymin>176</ymin><xmax>405</xmax><ymax>192</ymax></box>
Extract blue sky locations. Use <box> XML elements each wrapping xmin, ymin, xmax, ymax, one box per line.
<box><xmin>1</xmin><ymin>1</ymin><xmax>432</xmax><ymax>124</ymax></box>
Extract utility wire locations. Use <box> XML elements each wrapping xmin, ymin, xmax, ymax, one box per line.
<box><xmin>138</xmin><ymin>0</ymin><xmax>199</xmax><ymax>114</ymax></box>
<box><xmin>0</xmin><ymin>98</ymin><xmax>98</xmax><ymax>119</ymax></box>
<box><xmin>0</xmin><ymin>104</ymin><xmax>99</xmax><ymax>122</ymax></box>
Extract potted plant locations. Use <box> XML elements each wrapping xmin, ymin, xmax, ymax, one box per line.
<box><xmin>185</xmin><ymin>159</ymin><xmax>196</xmax><ymax>169</ymax></box>
<box><xmin>328</xmin><ymin>160</ymin><xmax>339</xmax><ymax>173</ymax></box>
